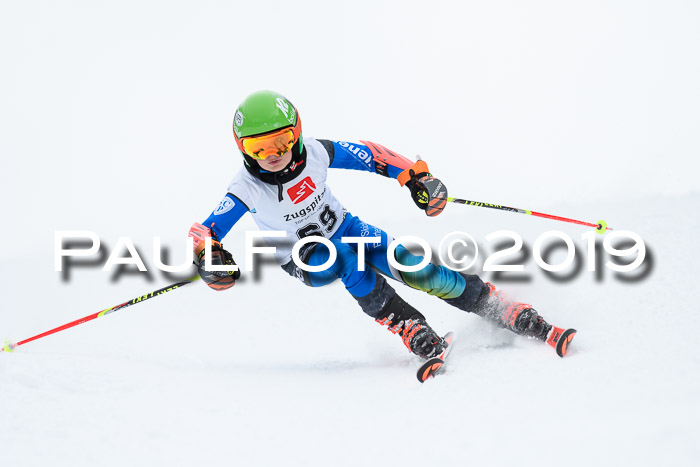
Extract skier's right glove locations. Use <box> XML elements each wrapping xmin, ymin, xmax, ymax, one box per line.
<box><xmin>189</xmin><ymin>222</ymin><xmax>240</xmax><ymax>291</ymax></box>
<box><xmin>397</xmin><ymin>160</ymin><xmax>448</xmax><ymax>217</ymax></box>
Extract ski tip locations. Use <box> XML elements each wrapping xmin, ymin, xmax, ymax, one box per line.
<box><xmin>416</xmin><ymin>331</ymin><xmax>455</xmax><ymax>382</ymax></box>
<box><xmin>546</xmin><ymin>327</ymin><xmax>577</xmax><ymax>357</ymax></box>
<box><xmin>417</xmin><ymin>358</ymin><xmax>444</xmax><ymax>383</ymax></box>
<box><xmin>1</xmin><ymin>341</ymin><xmax>15</xmax><ymax>353</ymax></box>
<box><xmin>556</xmin><ymin>329</ymin><xmax>577</xmax><ymax>357</ymax></box>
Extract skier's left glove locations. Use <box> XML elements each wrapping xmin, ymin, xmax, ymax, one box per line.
<box><xmin>397</xmin><ymin>160</ymin><xmax>448</xmax><ymax>217</ymax></box>
<box><xmin>188</xmin><ymin>223</ymin><xmax>240</xmax><ymax>291</ymax></box>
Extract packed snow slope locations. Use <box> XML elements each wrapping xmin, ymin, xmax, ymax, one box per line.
<box><xmin>2</xmin><ymin>1</ymin><xmax>700</xmax><ymax>466</ymax></box>
<box><xmin>1</xmin><ymin>193</ymin><xmax>698</xmax><ymax>467</ymax></box>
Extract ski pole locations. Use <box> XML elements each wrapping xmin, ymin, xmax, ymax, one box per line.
<box><xmin>445</xmin><ymin>197</ymin><xmax>612</xmax><ymax>233</ymax></box>
<box><xmin>1</xmin><ymin>276</ymin><xmax>201</xmax><ymax>353</ymax></box>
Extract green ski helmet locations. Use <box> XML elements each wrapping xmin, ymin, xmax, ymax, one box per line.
<box><xmin>232</xmin><ymin>91</ymin><xmax>306</xmax><ymax>200</ymax></box>
<box><xmin>233</xmin><ymin>90</ymin><xmax>303</xmax><ymax>164</ymax></box>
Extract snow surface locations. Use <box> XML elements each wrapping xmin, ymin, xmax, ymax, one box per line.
<box><xmin>2</xmin><ymin>2</ymin><xmax>700</xmax><ymax>466</ymax></box>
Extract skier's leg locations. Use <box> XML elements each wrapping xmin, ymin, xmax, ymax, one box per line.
<box><xmin>335</xmin><ymin>215</ymin><xmax>465</xmax><ymax>298</ymax></box>
<box><xmin>443</xmin><ymin>278</ymin><xmax>552</xmax><ymax>340</ymax></box>
<box><xmin>336</xmin><ymin>215</ymin><xmax>553</xmax><ymax>341</ymax></box>
<box><xmin>360</xmin><ymin>274</ymin><xmax>448</xmax><ymax>358</ymax></box>
<box><xmin>397</xmin><ymin>247</ymin><xmax>553</xmax><ymax>340</ymax></box>
<box><xmin>287</xmin><ymin>239</ymin><xmax>383</xmax><ymax>312</ymax></box>
<box><xmin>281</xmin><ymin>238</ymin><xmax>447</xmax><ymax>358</ymax></box>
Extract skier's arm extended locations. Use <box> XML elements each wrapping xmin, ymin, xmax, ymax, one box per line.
<box><xmin>188</xmin><ymin>193</ymin><xmax>248</xmax><ymax>291</ymax></box>
<box><xmin>321</xmin><ymin>139</ymin><xmax>448</xmax><ymax>217</ymax></box>
<box><xmin>320</xmin><ymin>139</ymin><xmax>412</xmax><ymax>178</ymax></box>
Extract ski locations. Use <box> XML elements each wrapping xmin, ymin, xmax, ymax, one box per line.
<box><xmin>416</xmin><ymin>332</ymin><xmax>454</xmax><ymax>383</ymax></box>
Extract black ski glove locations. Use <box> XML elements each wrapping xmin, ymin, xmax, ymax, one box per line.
<box><xmin>398</xmin><ymin>160</ymin><xmax>448</xmax><ymax>217</ymax></box>
<box><xmin>189</xmin><ymin>223</ymin><xmax>240</xmax><ymax>291</ymax></box>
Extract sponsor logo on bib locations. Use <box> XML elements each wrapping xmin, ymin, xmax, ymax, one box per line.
<box><xmin>287</xmin><ymin>177</ymin><xmax>316</xmax><ymax>204</ymax></box>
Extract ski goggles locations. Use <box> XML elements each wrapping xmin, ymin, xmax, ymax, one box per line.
<box><xmin>239</xmin><ymin>127</ymin><xmax>297</xmax><ymax>161</ymax></box>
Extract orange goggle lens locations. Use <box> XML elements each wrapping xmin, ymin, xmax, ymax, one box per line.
<box><xmin>241</xmin><ymin>128</ymin><xmax>296</xmax><ymax>160</ymax></box>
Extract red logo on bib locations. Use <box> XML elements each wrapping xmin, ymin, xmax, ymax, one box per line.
<box><xmin>287</xmin><ymin>177</ymin><xmax>316</xmax><ymax>204</ymax></box>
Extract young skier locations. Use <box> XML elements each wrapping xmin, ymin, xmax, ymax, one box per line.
<box><xmin>188</xmin><ymin>90</ymin><xmax>576</xmax><ymax>368</ymax></box>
